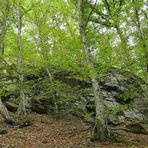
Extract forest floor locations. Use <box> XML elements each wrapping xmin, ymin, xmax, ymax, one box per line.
<box><xmin>0</xmin><ymin>113</ymin><xmax>148</xmax><ymax>148</ymax></box>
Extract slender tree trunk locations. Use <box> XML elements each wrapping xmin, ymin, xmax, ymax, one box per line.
<box><xmin>102</xmin><ymin>0</ymin><xmax>130</xmax><ymax>66</ymax></box>
<box><xmin>0</xmin><ymin>0</ymin><xmax>13</xmax><ymax>123</ymax></box>
<box><xmin>0</xmin><ymin>0</ymin><xmax>9</xmax><ymax>54</ymax></box>
<box><xmin>46</xmin><ymin>69</ymin><xmax>58</xmax><ymax>114</ymax></box>
<box><xmin>0</xmin><ymin>0</ymin><xmax>15</xmax><ymax>124</ymax></box>
<box><xmin>35</xmin><ymin>20</ymin><xmax>58</xmax><ymax>114</ymax></box>
<box><xmin>133</xmin><ymin>0</ymin><xmax>148</xmax><ymax>73</ymax></box>
<box><xmin>115</xmin><ymin>25</ymin><xmax>130</xmax><ymax>65</ymax></box>
<box><xmin>78</xmin><ymin>0</ymin><xmax>109</xmax><ymax>142</ymax></box>
<box><xmin>16</xmin><ymin>0</ymin><xmax>26</xmax><ymax>116</ymax></box>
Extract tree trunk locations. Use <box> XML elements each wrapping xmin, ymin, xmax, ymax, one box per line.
<box><xmin>133</xmin><ymin>0</ymin><xmax>148</xmax><ymax>73</ymax></box>
<box><xmin>91</xmin><ymin>78</ymin><xmax>109</xmax><ymax>141</ymax></box>
<box><xmin>16</xmin><ymin>0</ymin><xmax>26</xmax><ymax>116</ymax></box>
<box><xmin>36</xmin><ymin>20</ymin><xmax>58</xmax><ymax>114</ymax></box>
<box><xmin>0</xmin><ymin>0</ymin><xmax>10</xmax><ymax>54</ymax></box>
<box><xmin>46</xmin><ymin>68</ymin><xmax>58</xmax><ymax>114</ymax></box>
<box><xmin>78</xmin><ymin>0</ymin><xmax>109</xmax><ymax>142</ymax></box>
<box><xmin>115</xmin><ymin>25</ymin><xmax>130</xmax><ymax>65</ymax></box>
<box><xmin>16</xmin><ymin>74</ymin><xmax>26</xmax><ymax>116</ymax></box>
<box><xmin>0</xmin><ymin>1</ymin><xmax>15</xmax><ymax>124</ymax></box>
<box><xmin>0</xmin><ymin>97</ymin><xmax>15</xmax><ymax>124</ymax></box>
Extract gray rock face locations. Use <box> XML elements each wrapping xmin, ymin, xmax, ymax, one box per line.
<box><xmin>84</xmin><ymin>68</ymin><xmax>148</xmax><ymax>125</ymax></box>
<box><xmin>1</xmin><ymin>68</ymin><xmax>147</xmax><ymax>126</ymax></box>
<box><xmin>30</xmin><ymin>68</ymin><xmax>148</xmax><ymax>125</ymax></box>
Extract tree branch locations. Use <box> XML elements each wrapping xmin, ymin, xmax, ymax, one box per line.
<box><xmin>0</xmin><ymin>55</ymin><xmax>20</xmax><ymax>75</ymax></box>
<box><xmin>140</xmin><ymin>9</ymin><xmax>148</xmax><ymax>19</ymax></box>
<box><xmin>85</xmin><ymin>0</ymin><xmax>98</xmax><ymax>28</ymax></box>
<box><xmin>87</xmin><ymin>2</ymin><xmax>110</xmax><ymax>23</ymax></box>
<box><xmin>89</xmin><ymin>18</ymin><xmax>112</xmax><ymax>27</ymax></box>
<box><xmin>103</xmin><ymin>0</ymin><xmax>111</xmax><ymax>16</ymax></box>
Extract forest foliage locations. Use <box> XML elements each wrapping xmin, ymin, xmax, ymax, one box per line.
<box><xmin>0</xmin><ymin>0</ymin><xmax>147</xmax><ymax>142</ymax></box>
<box><xmin>0</xmin><ymin>0</ymin><xmax>147</xmax><ymax>79</ymax></box>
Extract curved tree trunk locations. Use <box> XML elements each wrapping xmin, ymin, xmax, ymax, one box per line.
<box><xmin>0</xmin><ymin>0</ymin><xmax>15</xmax><ymax>124</ymax></box>
<box><xmin>0</xmin><ymin>97</ymin><xmax>15</xmax><ymax>124</ymax></box>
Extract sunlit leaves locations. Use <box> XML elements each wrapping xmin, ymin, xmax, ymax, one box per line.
<box><xmin>1</xmin><ymin>0</ymin><xmax>147</xmax><ymax>81</ymax></box>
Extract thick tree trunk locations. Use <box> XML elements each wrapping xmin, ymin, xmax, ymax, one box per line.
<box><xmin>78</xmin><ymin>0</ymin><xmax>109</xmax><ymax>142</ymax></box>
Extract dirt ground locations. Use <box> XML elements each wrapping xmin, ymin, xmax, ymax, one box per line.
<box><xmin>0</xmin><ymin>113</ymin><xmax>148</xmax><ymax>148</ymax></box>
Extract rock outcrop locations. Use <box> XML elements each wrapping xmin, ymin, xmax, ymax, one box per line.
<box><xmin>83</xmin><ymin>68</ymin><xmax>148</xmax><ymax>125</ymax></box>
<box><xmin>1</xmin><ymin>68</ymin><xmax>148</xmax><ymax>126</ymax></box>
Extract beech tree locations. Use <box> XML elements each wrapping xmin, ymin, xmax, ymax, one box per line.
<box><xmin>0</xmin><ymin>0</ymin><xmax>14</xmax><ymax>124</ymax></box>
<box><xmin>132</xmin><ymin>0</ymin><xmax>148</xmax><ymax>72</ymax></box>
<box><xmin>78</xmin><ymin>0</ymin><xmax>109</xmax><ymax>141</ymax></box>
<box><xmin>16</xmin><ymin>0</ymin><xmax>26</xmax><ymax>116</ymax></box>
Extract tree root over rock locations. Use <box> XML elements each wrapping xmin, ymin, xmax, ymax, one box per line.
<box><xmin>109</xmin><ymin>123</ymin><xmax>148</xmax><ymax>135</ymax></box>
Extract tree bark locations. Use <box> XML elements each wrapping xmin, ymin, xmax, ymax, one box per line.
<box><xmin>115</xmin><ymin>25</ymin><xmax>130</xmax><ymax>65</ymax></box>
<box><xmin>35</xmin><ymin>17</ymin><xmax>58</xmax><ymax>114</ymax></box>
<box><xmin>0</xmin><ymin>0</ymin><xmax>16</xmax><ymax>124</ymax></box>
<box><xmin>16</xmin><ymin>0</ymin><xmax>26</xmax><ymax>116</ymax></box>
<box><xmin>78</xmin><ymin>0</ymin><xmax>109</xmax><ymax>142</ymax></box>
<box><xmin>0</xmin><ymin>97</ymin><xmax>15</xmax><ymax>124</ymax></box>
<box><xmin>133</xmin><ymin>0</ymin><xmax>148</xmax><ymax>73</ymax></box>
<box><xmin>46</xmin><ymin>69</ymin><xmax>58</xmax><ymax>114</ymax></box>
<box><xmin>0</xmin><ymin>0</ymin><xmax>10</xmax><ymax>54</ymax></box>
